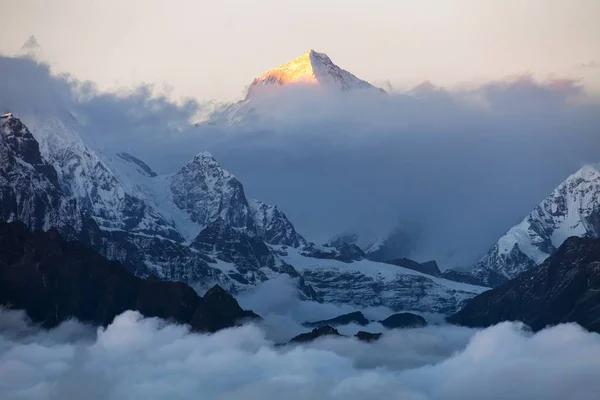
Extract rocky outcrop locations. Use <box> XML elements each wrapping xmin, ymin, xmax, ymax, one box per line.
<box><xmin>250</xmin><ymin>199</ymin><xmax>306</xmax><ymax>247</ymax></box>
<box><xmin>448</xmin><ymin>236</ymin><xmax>600</xmax><ymax>333</ymax></box>
<box><xmin>289</xmin><ymin>325</ymin><xmax>342</xmax><ymax>343</ymax></box>
<box><xmin>380</xmin><ymin>313</ymin><xmax>427</xmax><ymax>329</ymax></box>
<box><xmin>0</xmin><ymin>222</ymin><xmax>259</xmax><ymax>333</ymax></box>
<box><xmin>171</xmin><ymin>152</ymin><xmax>254</xmax><ymax>230</ymax></box>
<box><xmin>192</xmin><ymin>218</ymin><xmax>275</xmax><ymax>278</ymax></box>
<box><xmin>303</xmin><ymin>311</ymin><xmax>369</xmax><ymax>328</ymax></box>
<box><xmin>355</xmin><ymin>331</ymin><xmax>382</xmax><ymax>342</ymax></box>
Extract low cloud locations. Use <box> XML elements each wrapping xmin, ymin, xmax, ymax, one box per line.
<box><xmin>1</xmin><ymin>308</ymin><xmax>599</xmax><ymax>399</ymax></box>
<box><xmin>1</xmin><ymin>55</ymin><xmax>600</xmax><ymax>269</ymax></box>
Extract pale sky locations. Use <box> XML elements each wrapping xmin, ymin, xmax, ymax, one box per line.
<box><xmin>1</xmin><ymin>0</ymin><xmax>599</xmax><ymax>102</ymax></box>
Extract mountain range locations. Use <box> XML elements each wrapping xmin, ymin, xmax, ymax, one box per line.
<box><xmin>0</xmin><ymin>113</ymin><xmax>486</xmax><ymax>315</ymax></box>
<box><xmin>2</xmin><ymin>49</ymin><xmax>599</xmax><ymax>324</ymax></box>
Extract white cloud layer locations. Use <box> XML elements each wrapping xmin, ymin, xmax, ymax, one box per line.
<box><xmin>1</xmin><ymin>307</ymin><xmax>599</xmax><ymax>400</ymax></box>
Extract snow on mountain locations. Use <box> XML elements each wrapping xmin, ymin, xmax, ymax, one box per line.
<box><xmin>0</xmin><ymin>116</ymin><xmax>81</xmax><ymax>233</ymax></box>
<box><xmin>210</xmin><ymin>49</ymin><xmax>384</xmax><ymax>125</ymax></box>
<box><xmin>116</xmin><ymin>152</ymin><xmax>157</xmax><ymax>177</ymax></box>
<box><xmin>250</xmin><ymin>199</ymin><xmax>306</xmax><ymax>247</ymax></box>
<box><xmin>247</xmin><ymin>49</ymin><xmax>383</xmax><ymax>97</ymax></box>
<box><xmin>170</xmin><ymin>152</ymin><xmax>255</xmax><ymax>231</ymax></box>
<box><xmin>471</xmin><ymin>164</ymin><xmax>600</xmax><ymax>286</ymax></box>
<box><xmin>21</xmin><ymin>114</ymin><xmax>182</xmax><ymax>241</ymax></box>
<box><xmin>0</xmin><ymin>114</ymin><xmax>487</xmax><ymax>313</ymax></box>
<box><xmin>278</xmin><ymin>245</ymin><xmax>488</xmax><ymax>314</ymax></box>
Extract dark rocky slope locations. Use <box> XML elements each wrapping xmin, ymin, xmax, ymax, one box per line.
<box><xmin>380</xmin><ymin>313</ymin><xmax>427</xmax><ymax>329</ymax></box>
<box><xmin>0</xmin><ymin>222</ymin><xmax>259</xmax><ymax>332</ymax></box>
<box><xmin>448</xmin><ymin>236</ymin><xmax>600</xmax><ymax>333</ymax></box>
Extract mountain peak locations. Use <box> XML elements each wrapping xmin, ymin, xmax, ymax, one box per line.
<box><xmin>247</xmin><ymin>49</ymin><xmax>383</xmax><ymax>97</ymax></box>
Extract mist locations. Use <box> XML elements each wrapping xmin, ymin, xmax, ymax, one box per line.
<box><xmin>1</xmin><ymin>54</ymin><xmax>599</xmax><ymax>269</ymax></box>
<box><xmin>1</xmin><ymin>304</ymin><xmax>600</xmax><ymax>400</ymax></box>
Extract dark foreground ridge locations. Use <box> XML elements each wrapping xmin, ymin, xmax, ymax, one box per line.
<box><xmin>448</xmin><ymin>236</ymin><xmax>600</xmax><ymax>333</ymax></box>
<box><xmin>0</xmin><ymin>222</ymin><xmax>260</xmax><ymax>333</ymax></box>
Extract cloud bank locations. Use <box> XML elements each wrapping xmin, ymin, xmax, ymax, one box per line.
<box><xmin>1</xmin><ymin>307</ymin><xmax>599</xmax><ymax>400</ymax></box>
<box><xmin>1</xmin><ymin>54</ymin><xmax>599</xmax><ymax>269</ymax></box>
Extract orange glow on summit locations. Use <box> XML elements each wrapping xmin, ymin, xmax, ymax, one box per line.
<box><xmin>244</xmin><ymin>49</ymin><xmax>383</xmax><ymax>99</ymax></box>
<box><xmin>252</xmin><ymin>49</ymin><xmax>320</xmax><ymax>86</ymax></box>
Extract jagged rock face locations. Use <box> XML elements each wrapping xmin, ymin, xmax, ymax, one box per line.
<box><xmin>380</xmin><ymin>313</ymin><xmax>427</xmax><ymax>329</ymax></box>
<box><xmin>472</xmin><ymin>165</ymin><xmax>600</xmax><ymax>286</ymax></box>
<box><xmin>191</xmin><ymin>218</ymin><xmax>274</xmax><ymax>282</ymax></box>
<box><xmin>23</xmin><ymin>115</ymin><xmax>182</xmax><ymax>242</ymax></box>
<box><xmin>0</xmin><ymin>117</ymin><xmax>79</xmax><ymax>232</ymax></box>
<box><xmin>0</xmin><ymin>221</ymin><xmax>260</xmax><ymax>332</ymax></box>
<box><xmin>171</xmin><ymin>152</ymin><xmax>254</xmax><ymax>231</ymax></box>
<box><xmin>449</xmin><ymin>236</ymin><xmax>600</xmax><ymax>333</ymax></box>
<box><xmin>250</xmin><ymin>199</ymin><xmax>306</xmax><ymax>247</ymax></box>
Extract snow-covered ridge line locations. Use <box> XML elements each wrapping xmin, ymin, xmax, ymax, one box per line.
<box><xmin>472</xmin><ymin>164</ymin><xmax>600</xmax><ymax>286</ymax></box>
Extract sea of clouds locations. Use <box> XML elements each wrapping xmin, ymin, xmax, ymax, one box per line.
<box><xmin>2</xmin><ymin>307</ymin><xmax>600</xmax><ymax>400</ymax></box>
<box><xmin>2</xmin><ymin>276</ymin><xmax>600</xmax><ymax>399</ymax></box>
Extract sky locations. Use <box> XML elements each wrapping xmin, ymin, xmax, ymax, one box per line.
<box><xmin>1</xmin><ymin>0</ymin><xmax>600</xmax><ymax>102</ymax></box>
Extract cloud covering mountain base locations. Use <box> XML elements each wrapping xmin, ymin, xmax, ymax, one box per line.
<box><xmin>1</xmin><ymin>307</ymin><xmax>599</xmax><ymax>400</ymax></box>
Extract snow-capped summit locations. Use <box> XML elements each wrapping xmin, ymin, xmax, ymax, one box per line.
<box><xmin>471</xmin><ymin>164</ymin><xmax>600</xmax><ymax>286</ymax></box>
<box><xmin>209</xmin><ymin>49</ymin><xmax>384</xmax><ymax>125</ymax></box>
<box><xmin>247</xmin><ymin>49</ymin><xmax>383</xmax><ymax>97</ymax></box>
